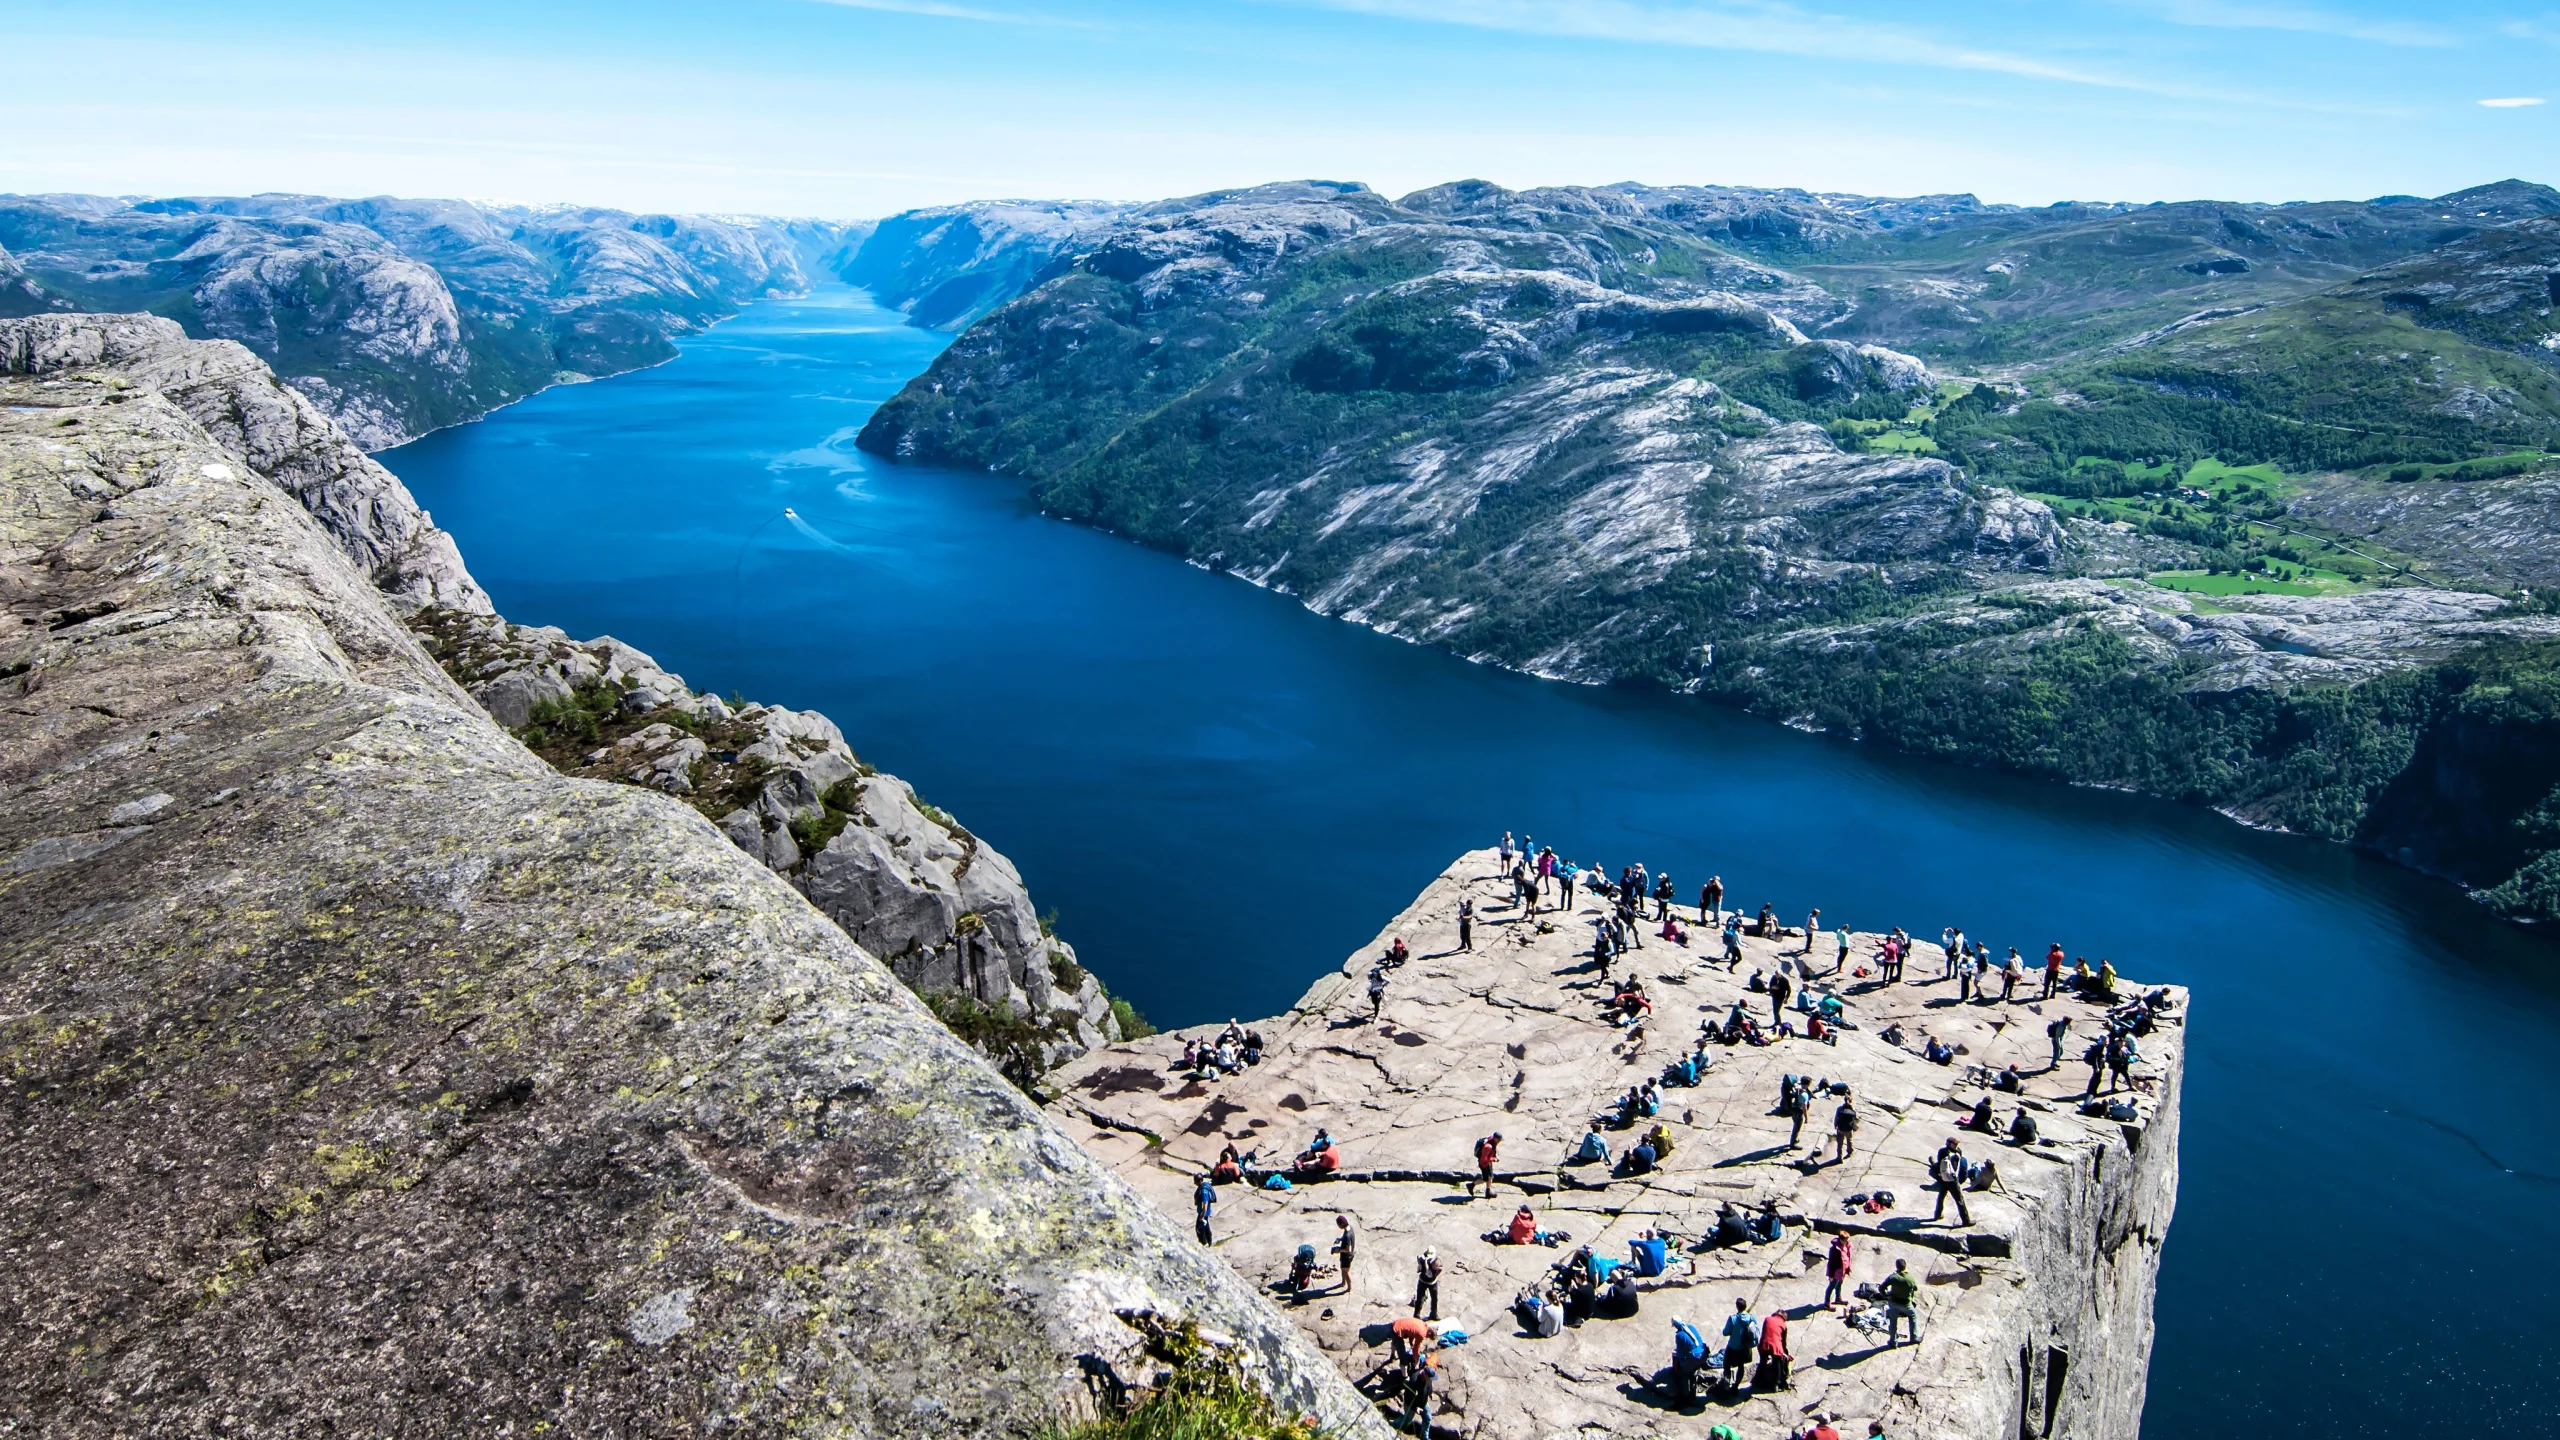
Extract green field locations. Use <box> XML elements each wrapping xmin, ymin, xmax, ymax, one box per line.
<box><xmin>2146</xmin><ymin>565</ymin><xmax>2366</xmax><ymax>597</ymax></box>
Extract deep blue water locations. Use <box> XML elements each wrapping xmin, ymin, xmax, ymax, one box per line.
<box><xmin>389</xmin><ymin>285</ymin><xmax>2560</xmax><ymax>1437</ymax></box>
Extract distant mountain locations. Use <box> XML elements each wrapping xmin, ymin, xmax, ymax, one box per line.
<box><xmin>0</xmin><ymin>193</ymin><xmax>857</xmax><ymax>447</ymax></box>
<box><xmin>856</xmin><ymin>175</ymin><xmax>2560</xmax><ymax>917</ymax></box>
<box><xmin>831</xmin><ymin>199</ymin><xmax>1131</xmax><ymax>330</ymax></box>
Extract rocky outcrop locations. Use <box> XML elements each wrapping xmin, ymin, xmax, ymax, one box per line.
<box><xmin>0</xmin><ymin>195</ymin><xmax>854</xmax><ymax>448</ymax></box>
<box><xmin>2</xmin><ymin>313</ymin><xmax>486</xmax><ymax>611</ymax></box>
<box><xmin>409</xmin><ymin>611</ymin><xmax>1124</xmax><ymax>1064</ymax></box>
<box><xmin>0</xmin><ymin>321</ymin><xmax>1376</xmax><ymax>1434</ymax></box>
<box><xmin>1050</xmin><ymin>852</ymin><xmax>2184</xmax><ymax>1440</ymax></box>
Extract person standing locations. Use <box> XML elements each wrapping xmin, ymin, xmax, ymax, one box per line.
<box><xmin>1195</xmin><ymin>1174</ymin><xmax>1216</xmax><ymax>1245</ymax></box>
<box><xmin>1702</xmin><ymin>875</ymin><xmax>1724</xmax><ymax>924</ymax></box>
<box><xmin>1369</xmin><ymin>967</ymin><xmax>1389</xmax><ymax>1018</ymax></box>
<box><xmin>1457</xmin><ymin>897</ymin><xmax>1474</xmax><ymax>953</ymax></box>
<box><xmin>1769</xmin><ymin>968</ymin><xmax>1793</xmax><ymax>1026</ymax></box>
<box><xmin>1499</xmin><ymin>831</ymin><xmax>1514</xmax><ymax>873</ymax></box>
<box><xmin>1472</xmin><ymin>1132</ymin><xmax>1502</xmax><ymax>1197</ymax></box>
<box><xmin>1655</xmin><ymin>873</ymin><xmax>1676</xmax><ymax>922</ymax></box>
<box><xmin>1412</xmin><ymin>1248</ymin><xmax>1442</xmax><ymax>1320</ymax></box>
<box><xmin>1719</xmin><ymin>1298</ymin><xmax>1758</xmax><ymax>1392</ymax></box>
<box><xmin>1333</xmin><ymin>1214</ymin><xmax>1359</xmax><ymax>1294</ymax></box>
<box><xmin>1880</xmin><ymin>1258</ymin><xmax>1920</xmax><ymax>1346</ymax></box>
<box><xmin>1759</xmin><ymin>1308</ymin><xmax>1792</xmax><ymax>1390</ymax></box>
<box><xmin>1800</xmin><ymin>909</ymin><xmax>1821</xmax><ymax>955</ymax></box>
<box><xmin>1784</xmin><ymin>1076</ymin><xmax>1810</xmax><ymax>1148</ymax></box>
<box><xmin>1560</xmin><ymin>863</ymin><xmax>1578</xmax><ymax>912</ymax></box>
<box><xmin>1831</xmin><ymin>1091</ymin><xmax>1859</xmax><ymax>1161</ymax></box>
<box><xmin>1822</xmin><ymin>1231</ymin><xmax>1853</xmax><ymax>1308</ymax></box>
<box><xmin>2046</xmin><ymin>1016</ymin><xmax>2070</xmax><ymax>1070</ymax></box>
<box><xmin>1835</xmin><ymin>924</ymin><xmax>1851</xmax><ymax>973</ymax></box>
<box><xmin>2042</xmin><ymin>942</ymin><xmax>2064</xmax><ymax>999</ymax></box>
<box><xmin>1930</xmin><ymin>1139</ymin><xmax>1973</xmax><ymax>1227</ymax></box>
<box><xmin>2001</xmin><ymin>948</ymin><xmax>2024</xmax><ymax>1003</ymax></box>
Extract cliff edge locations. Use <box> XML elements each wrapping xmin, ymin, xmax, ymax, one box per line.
<box><xmin>1050</xmin><ymin>854</ymin><xmax>2182</xmax><ymax>1440</ymax></box>
<box><xmin>0</xmin><ymin>315</ymin><xmax>1380</xmax><ymax>1437</ymax></box>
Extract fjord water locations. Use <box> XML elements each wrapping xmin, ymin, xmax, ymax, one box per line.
<box><xmin>389</xmin><ymin>285</ymin><xmax>2560</xmax><ymax>1436</ymax></box>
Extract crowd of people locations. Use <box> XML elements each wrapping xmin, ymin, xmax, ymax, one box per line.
<box><xmin>1167</xmin><ymin>831</ymin><xmax>2166</xmax><ymax>1438</ymax></box>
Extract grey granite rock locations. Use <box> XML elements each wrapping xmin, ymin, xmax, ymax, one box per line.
<box><xmin>0</xmin><ymin>328</ymin><xmax>1376</xmax><ymax>1437</ymax></box>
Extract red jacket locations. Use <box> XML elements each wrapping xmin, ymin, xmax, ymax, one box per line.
<box><xmin>1827</xmin><ymin>1234</ymin><xmax>1853</xmax><ymax>1279</ymax></box>
<box><xmin>1760</xmin><ymin>1313</ymin><xmax>1789</xmax><ymax>1361</ymax></box>
<box><xmin>1476</xmin><ymin>1137</ymin><xmax>1500</xmax><ymax>1169</ymax></box>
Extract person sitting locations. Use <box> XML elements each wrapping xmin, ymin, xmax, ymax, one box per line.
<box><xmin>1214</xmin><ymin>1040</ymin><xmax>1240</xmax><ymax>1073</ymax></box>
<box><xmin>2008</xmin><ymin>1109</ymin><xmax>2040</xmax><ymax>1146</ymax></box>
<box><xmin>1817</xmin><ymin>991</ymin><xmax>1846</xmax><ymax>1023</ymax></box>
<box><xmin>1995</xmin><ymin>1063</ymin><xmax>2024</xmax><ymax>1093</ymax></box>
<box><xmin>1712</xmin><ymin>1202</ymin><xmax>1752</xmax><ymax>1249</ymax></box>
<box><xmin>1923</xmin><ymin>1036</ymin><xmax>1956</xmax><ymax>1065</ymax></box>
<box><xmin>1507</xmin><ymin>1205</ymin><xmax>1540</xmax><ymax>1245</ymax></box>
<box><xmin>1637</xmin><ymin>1079</ymin><xmax>1662</xmax><ymax>1117</ymax></box>
<box><xmin>1752</xmin><ymin>1198</ymin><xmax>1786</xmax><ymax>1243</ymax></box>
<box><xmin>1517</xmin><ymin>1287</ymin><xmax>1565</xmax><ymax>1338</ymax></box>
<box><xmin>1659</xmin><ymin>914</ymin><xmax>1689</xmax><ymax>945</ymax></box>
<box><xmin>1218</xmin><ymin>1018</ymin><xmax>1245</xmax><ymax>1047</ymax></box>
<box><xmin>1294</xmin><ymin>1138</ymin><xmax>1342</xmax><ymax>1175</ymax></box>
<box><xmin>1629</xmin><ymin>1229</ymin><xmax>1671</xmax><ymax>1278</ymax></box>
<box><xmin>1597</xmin><ymin>1267</ymin><xmax>1641</xmax><ymax>1319</ymax></box>
<box><xmin>1806</xmin><ymin>1013</ymin><xmax>1834</xmax><ymax>1045</ymax></box>
<box><xmin>1645</xmin><ymin>1122</ymin><xmax>1676</xmax><ymax>1162</ymax></box>
<box><xmin>1968</xmin><ymin>1095</ymin><xmax>1995</xmax><ymax>1130</ymax></box>
<box><xmin>1288</xmin><ymin>1243</ymin><xmax>1319</xmax><ymax>1292</ymax></box>
<box><xmin>1241</xmin><ymin>1030</ymin><xmax>1265</xmax><ymax>1065</ymax></box>
<box><xmin>2093</xmin><ymin>959</ymin><xmax>2119</xmax><ymax>1000</ymax></box>
<box><xmin>1571</xmin><ymin>1128</ymin><xmax>1611</xmax><ymax>1165</ymax></box>
<box><xmin>1388</xmin><ymin>937</ymin><xmax>1411</xmax><ymax>967</ymax></box>
<box><xmin>1180</xmin><ymin>1038</ymin><xmax>1201</xmax><ymax>1072</ymax></box>
<box><xmin>1212</xmin><ymin>1144</ymin><xmax>1243</xmax><ymax>1185</ymax></box>
<box><xmin>1622</xmin><ymin>1139</ymin><xmax>1658</xmax><ymax>1176</ymax></box>
<box><xmin>1878</xmin><ymin>1022</ymin><xmax>1907</xmax><ymax>1047</ymax></box>
<box><xmin>1746</xmin><ymin>969</ymin><xmax>1767</xmax><ymax>993</ymax></box>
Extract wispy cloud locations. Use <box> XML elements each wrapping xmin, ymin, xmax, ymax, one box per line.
<box><xmin>1298</xmin><ymin>0</ymin><xmax>2394</xmax><ymax>111</ymax></box>
<box><xmin>2477</xmin><ymin>96</ymin><xmax>2547</xmax><ymax>107</ymax></box>
<box><xmin>2126</xmin><ymin>1</ymin><xmax>2457</xmax><ymax>48</ymax></box>
<box><xmin>800</xmin><ymin>0</ymin><xmax>1097</xmax><ymax>28</ymax></box>
<box><xmin>2501</xmin><ymin>18</ymin><xmax>2560</xmax><ymax>48</ymax></box>
<box><xmin>1305</xmin><ymin>0</ymin><xmax>2149</xmax><ymax>89</ymax></box>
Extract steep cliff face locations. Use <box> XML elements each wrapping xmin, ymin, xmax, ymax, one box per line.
<box><xmin>409</xmin><ymin>610</ymin><xmax>1127</xmax><ymax>1069</ymax></box>
<box><xmin>0</xmin><ymin>195</ymin><xmax>852</xmax><ymax>447</ymax></box>
<box><xmin>0</xmin><ymin>317</ymin><xmax>1376</xmax><ymax>1435</ymax></box>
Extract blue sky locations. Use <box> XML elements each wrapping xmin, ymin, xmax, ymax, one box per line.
<box><xmin>6</xmin><ymin>0</ymin><xmax>2553</xmax><ymax>215</ymax></box>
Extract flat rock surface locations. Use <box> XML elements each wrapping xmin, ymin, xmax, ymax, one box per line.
<box><xmin>1051</xmin><ymin>852</ymin><xmax>2186</xmax><ymax>1440</ymax></box>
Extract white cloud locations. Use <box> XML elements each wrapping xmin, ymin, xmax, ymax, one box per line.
<box><xmin>2477</xmin><ymin>97</ymin><xmax>2547</xmax><ymax>108</ymax></box>
<box><xmin>2129</xmin><ymin>1</ymin><xmax>2457</xmax><ymax>48</ymax></box>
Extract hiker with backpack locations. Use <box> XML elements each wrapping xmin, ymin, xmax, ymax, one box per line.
<box><xmin>1718</xmin><ymin>1297</ymin><xmax>1759</xmax><ymax>1391</ymax></box>
<box><xmin>1670</xmin><ymin>1315</ymin><xmax>1711</xmax><ymax>1401</ymax></box>
<box><xmin>1832</xmin><ymin>1091</ymin><xmax>1860</xmax><ymax>1161</ymax></box>
<box><xmin>1930</xmin><ymin>1138</ymin><xmax>1974</xmax><ymax>1227</ymax></box>
<box><xmin>1471</xmin><ymin>1131</ymin><xmax>1502</xmax><ymax>1197</ymax></box>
